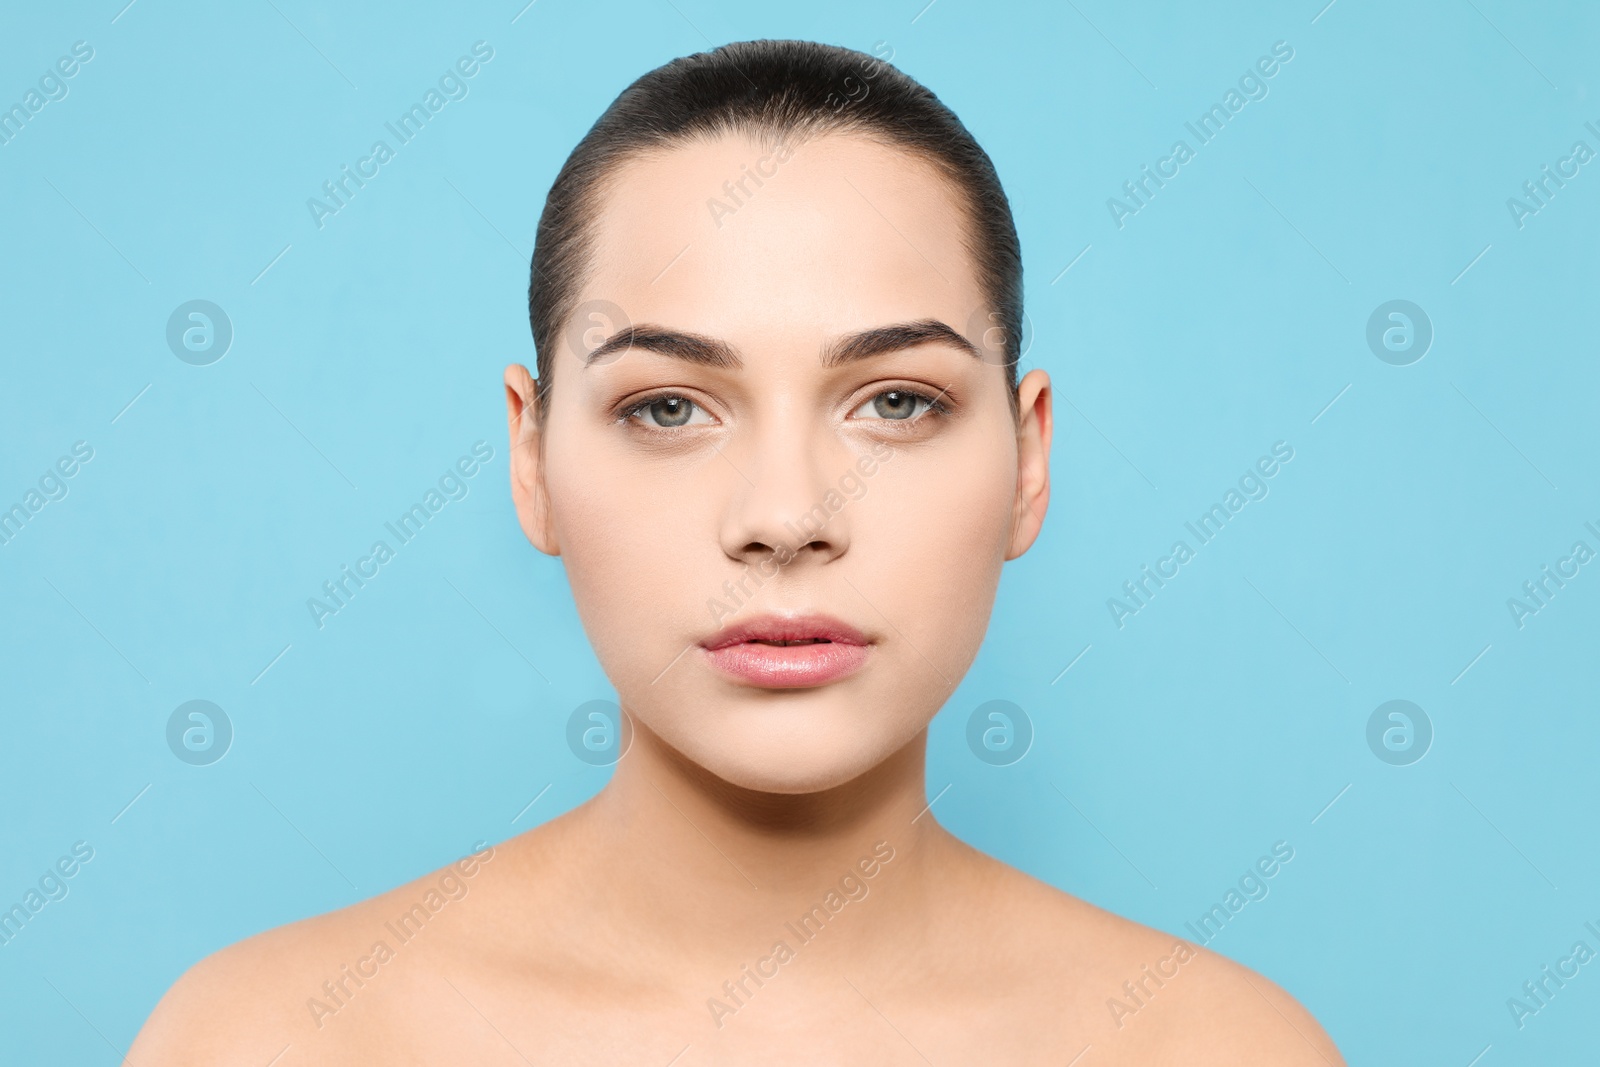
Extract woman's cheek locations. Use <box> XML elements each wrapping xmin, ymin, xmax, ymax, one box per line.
<box><xmin>549</xmin><ymin>468</ymin><xmax>689</xmax><ymax>658</ymax></box>
<box><xmin>889</xmin><ymin>432</ymin><xmax>1014</xmax><ymax>559</ymax></box>
<box><xmin>866</xmin><ymin>445</ymin><xmax>1013</xmax><ymax>635</ymax></box>
<box><xmin>944</xmin><ymin>479</ymin><xmax>1014</xmax><ymax>640</ymax></box>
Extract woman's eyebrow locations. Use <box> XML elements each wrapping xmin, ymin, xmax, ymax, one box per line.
<box><xmin>583</xmin><ymin>318</ymin><xmax>980</xmax><ymax>368</ymax></box>
<box><xmin>821</xmin><ymin>319</ymin><xmax>980</xmax><ymax>367</ymax></box>
<box><xmin>586</xmin><ymin>325</ymin><xmax>740</xmax><ymax>368</ymax></box>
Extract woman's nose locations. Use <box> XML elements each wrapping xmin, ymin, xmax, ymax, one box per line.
<box><xmin>716</xmin><ymin>423</ymin><xmax>852</xmax><ymax>568</ymax></box>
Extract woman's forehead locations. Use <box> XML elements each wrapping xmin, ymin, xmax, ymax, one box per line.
<box><xmin>577</xmin><ymin>132</ymin><xmax>985</xmax><ymax>344</ymax></box>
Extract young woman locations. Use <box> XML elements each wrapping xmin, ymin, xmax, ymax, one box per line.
<box><xmin>133</xmin><ymin>39</ymin><xmax>1343</xmax><ymax>1065</ymax></box>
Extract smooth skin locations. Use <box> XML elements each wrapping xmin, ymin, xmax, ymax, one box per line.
<box><xmin>131</xmin><ymin>131</ymin><xmax>1344</xmax><ymax>1065</ymax></box>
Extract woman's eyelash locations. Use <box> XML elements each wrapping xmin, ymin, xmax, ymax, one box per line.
<box><xmin>617</xmin><ymin>393</ymin><xmax>704</xmax><ymax>427</ymax></box>
<box><xmin>616</xmin><ymin>386</ymin><xmax>953</xmax><ymax>426</ymax></box>
<box><xmin>618</xmin><ymin>397</ymin><xmax>659</xmax><ymax>422</ymax></box>
<box><xmin>895</xmin><ymin>388</ymin><xmax>950</xmax><ymax>414</ymax></box>
<box><xmin>855</xmin><ymin>387</ymin><xmax>953</xmax><ymax>420</ymax></box>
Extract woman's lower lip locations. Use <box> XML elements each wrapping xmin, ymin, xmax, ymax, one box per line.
<box><xmin>700</xmin><ymin>641</ymin><xmax>870</xmax><ymax>688</ymax></box>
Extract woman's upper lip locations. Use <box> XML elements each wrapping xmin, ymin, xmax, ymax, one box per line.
<box><xmin>700</xmin><ymin>613</ymin><xmax>869</xmax><ymax>651</ymax></box>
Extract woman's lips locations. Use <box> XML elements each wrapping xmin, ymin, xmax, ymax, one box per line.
<box><xmin>699</xmin><ymin>614</ymin><xmax>870</xmax><ymax>688</ymax></box>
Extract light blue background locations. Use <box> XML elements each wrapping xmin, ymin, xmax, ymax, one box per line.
<box><xmin>2</xmin><ymin>1</ymin><xmax>1596</xmax><ymax>1062</ymax></box>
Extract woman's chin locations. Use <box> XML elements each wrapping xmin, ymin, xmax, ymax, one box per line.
<box><xmin>657</xmin><ymin>721</ymin><xmax>914</xmax><ymax>796</ymax></box>
<box><xmin>703</xmin><ymin>763</ymin><xmax>878</xmax><ymax>796</ymax></box>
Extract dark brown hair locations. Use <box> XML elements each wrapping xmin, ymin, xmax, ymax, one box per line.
<box><xmin>527</xmin><ymin>38</ymin><xmax>1022</xmax><ymax>415</ymax></box>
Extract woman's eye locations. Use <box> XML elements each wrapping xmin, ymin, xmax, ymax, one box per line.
<box><xmin>851</xmin><ymin>389</ymin><xmax>937</xmax><ymax>422</ymax></box>
<box><xmin>626</xmin><ymin>395</ymin><xmax>712</xmax><ymax>429</ymax></box>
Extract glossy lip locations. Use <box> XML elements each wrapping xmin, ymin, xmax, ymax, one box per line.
<box><xmin>699</xmin><ymin>612</ymin><xmax>871</xmax><ymax>689</ymax></box>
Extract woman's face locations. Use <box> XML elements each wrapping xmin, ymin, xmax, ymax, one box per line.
<box><xmin>508</xmin><ymin>131</ymin><xmax>1051</xmax><ymax>794</ymax></box>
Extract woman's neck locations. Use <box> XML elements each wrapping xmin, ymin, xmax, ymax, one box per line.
<box><xmin>540</xmin><ymin>720</ymin><xmax>956</xmax><ymax>972</ymax></box>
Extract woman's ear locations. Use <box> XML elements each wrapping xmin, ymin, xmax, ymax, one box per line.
<box><xmin>504</xmin><ymin>364</ymin><xmax>561</xmax><ymax>556</ymax></box>
<box><xmin>1006</xmin><ymin>368</ymin><xmax>1052</xmax><ymax>560</ymax></box>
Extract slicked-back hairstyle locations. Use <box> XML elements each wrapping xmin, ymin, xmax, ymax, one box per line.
<box><xmin>527</xmin><ymin>38</ymin><xmax>1023</xmax><ymax>417</ymax></box>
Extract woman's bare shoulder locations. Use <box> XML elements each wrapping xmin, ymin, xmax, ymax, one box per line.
<box><xmin>941</xmin><ymin>838</ymin><xmax>1345</xmax><ymax>1065</ymax></box>
<box><xmin>128</xmin><ymin>841</ymin><xmax>510</xmax><ymax>1066</ymax></box>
